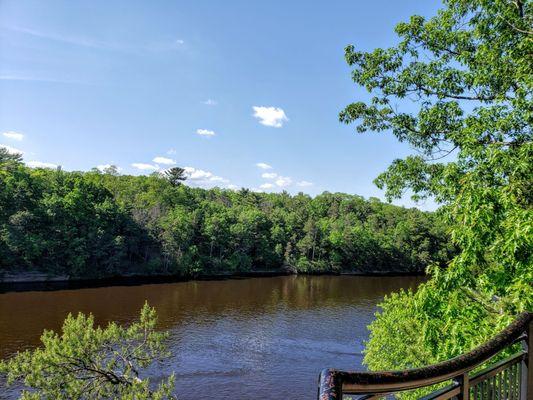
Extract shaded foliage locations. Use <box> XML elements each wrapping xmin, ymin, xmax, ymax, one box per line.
<box><xmin>0</xmin><ymin>161</ymin><xmax>452</xmax><ymax>279</ymax></box>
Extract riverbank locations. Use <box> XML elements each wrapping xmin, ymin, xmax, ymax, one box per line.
<box><xmin>0</xmin><ymin>268</ymin><xmax>425</xmax><ymax>293</ymax></box>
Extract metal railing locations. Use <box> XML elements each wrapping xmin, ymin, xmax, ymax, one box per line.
<box><xmin>318</xmin><ymin>312</ymin><xmax>532</xmax><ymax>400</ymax></box>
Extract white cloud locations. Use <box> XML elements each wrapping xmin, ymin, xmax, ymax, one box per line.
<box><xmin>275</xmin><ymin>176</ymin><xmax>292</xmax><ymax>187</ymax></box>
<box><xmin>26</xmin><ymin>161</ymin><xmax>57</xmax><ymax>169</ymax></box>
<box><xmin>252</xmin><ymin>106</ymin><xmax>288</xmax><ymax>128</ymax></box>
<box><xmin>176</xmin><ymin>39</ymin><xmax>185</xmax><ymax>45</ymax></box>
<box><xmin>255</xmin><ymin>162</ymin><xmax>272</xmax><ymax>170</ymax></box>
<box><xmin>297</xmin><ymin>180</ymin><xmax>313</xmax><ymax>187</ymax></box>
<box><xmin>261</xmin><ymin>172</ymin><xmax>277</xmax><ymax>179</ymax></box>
<box><xmin>167</xmin><ymin>148</ymin><xmax>177</xmax><ymax>155</ymax></box>
<box><xmin>2</xmin><ymin>131</ymin><xmax>24</xmax><ymax>141</ymax></box>
<box><xmin>131</xmin><ymin>163</ymin><xmax>159</xmax><ymax>171</ymax></box>
<box><xmin>203</xmin><ymin>99</ymin><xmax>217</xmax><ymax>106</ymax></box>
<box><xmin>259</xmin><ymin>183</ymin><xmax>275</xmax><ymax>189</ymax></box>
<box><xmin>153</xmin><ymin>156</ymin><xmax>176</xmax><ymax>165</ymax></box>
<box><xmin>0</xmin><ymin>144</ymin><xmax>23</xmax><ymax>154</ymax></box>
<box><xmin>210</xmin><ymin>175</ymin><xmax>230</xmax><ymax>183</ymax></box>
<box><xmin>183</xmin><ymin>166</ymin><xmax>230</xmax><ymax>187</ymax></box>
<box><xmin>226</xmin><ymin>184</ymin><xmax>239</xmax><ymax>190</ymax></box>
<box><xmin>184</xmin><ymin>166</ymin><xmax>212</xmax><ymax>180</ymax></box>
<box><xmin>196</xmin><ymin>129</ymin><xmax>216</xmax><ymax>137</ymax></box>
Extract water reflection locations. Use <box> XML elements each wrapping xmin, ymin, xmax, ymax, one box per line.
<box><xmin>0</xmin><ymin>275</ymin><xmax>423</xmax><ymax>399</ymax></box>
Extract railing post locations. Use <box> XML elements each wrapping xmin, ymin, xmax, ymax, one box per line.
<box><xmin>318</xmin><ymin>369</ymin><xmax>342</xmax><ymax>400</ymax></box>
<box><xmin>521</xmin><ymin>319</ymin><xmax>532</xmax><ymax>400</ymax></box>
<box><xmin>454</xmin><ymin>373</ymin><xmax>469</xmax><ymax>400</ymax></box>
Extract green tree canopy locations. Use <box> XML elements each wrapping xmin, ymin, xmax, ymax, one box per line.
<box><xmin>163</xmin><ymin>167</ymin><xmax>187</xmax><ymax>187</ymax></box>
<box><xmin>0</xmin><ymin>148</ymin><xmax>23</xmax><ymax>165</ymax></box>
<box><xmin>341</xmin><ymin>0</ymin><xmax>532</xmax><ymax>371</ymax></box>
<box><xmin>1</xmin><ymin>162</ymin><xmax>452</xmax><ymax>279</ymax></box>
<box><xmin>0</xmin><ymin>303</ymin><xmax>175</xmax><ymax>400</ymax></box>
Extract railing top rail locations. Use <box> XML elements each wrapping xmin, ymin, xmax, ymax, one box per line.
<box><xmin>319</xmin><ymin>312</ymin><xmax>531</xmax><ymax>397</ymax></box>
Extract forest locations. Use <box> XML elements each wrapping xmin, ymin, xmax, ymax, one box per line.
<box><xmin>0</xmin><ymin>152</ymin><xmax>453</xmax><ymax>279</ymax></box>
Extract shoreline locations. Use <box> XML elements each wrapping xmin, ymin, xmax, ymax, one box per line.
<box><xmin>0</xmin><ymin>269</ymin><xmax>426</xmax><ymax>293</ymax></box>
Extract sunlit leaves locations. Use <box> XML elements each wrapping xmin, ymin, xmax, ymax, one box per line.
<box><xmin>0</xmin><ymin>303</ymin><xmax>175</xmax><ymax>399</ymax></box>
<box><xmin>342</xmin><ymin>0</ymin><xmax>533</xmax><ymax>378</ymax></box>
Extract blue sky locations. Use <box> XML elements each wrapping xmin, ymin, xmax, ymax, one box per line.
<box><xmin>0</xmin><ymin>0</ymin><xmax>441</xmax><ymax>209</ymax></box>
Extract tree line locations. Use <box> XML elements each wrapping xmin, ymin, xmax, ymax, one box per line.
<box><xmin>0</xmin><ymin>152</ymin><xmax>453</xmax><ymax>279</ymax></box>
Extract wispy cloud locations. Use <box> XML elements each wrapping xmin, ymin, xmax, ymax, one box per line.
<box><xmin>153</xmin><ymin>156</ymin><xmax>176</xmax><ymax>165</ymax></box>
<box><xmin>259</xmin><ymin>182</ymin><xmax>275</xmax><ymax>189</ymax></box>
<box><xmin>167</xmin><ymin>148</ymin><xmax>177</xmax><ymax>155</ymax></box>
<box><xmin>209</xmin><ymin>176</ymin><xmax>229</xmax><ymax>183</ymax></box>
<box><xmin>147</xmin><ymin>38</ymin><xmax>188</xmax><ymax>52</ymax></box>
<box><xmin>252</xmin><ymin>106</ymin><xmax>288</xmax><ymax>128</ymax></box>
<box><xmin>255</xmin><ymin>162</ymin><xmax>272</xmax><ymax>170</ymax></box>
<box><xmin>131</xmin><ymin>163</ymin><xmax>159</xmax><ymax>171</ymax></box>
<box><xmin>0</xmin><ymin>73</ymin><xmax>89</xmax><ymax>85</ymax></box>
<box><xmin>27</xmin><ymin>161</ymin><xmax>57</xmax><ymax>169</ymax></box>
<box><xmin>202</xmin><ymin>99</ymin><xmax>217</xmax><ymax>106</ymax></box>
<box><xmin>0</xmin><ymin>144</ymin><xmax>23</xmax><ymax>154</ymax></box>
<box><xmin>261</xmin><ymin>172</ymin><xmax>277</xmax><ymax>179</ymax></box>
<box><xmin>275</xmin><ymin>176</ymin><xmax>292</xmax><ymax>187</ymax></box>
<box><xmin>3</xmin><ymin>26</ymin><xmax>186</xmax><ymax>54</ymax></box>
<box><xmin>196</xmin><ymin>129</ymin><xmax>216</xmax><ymax>137</ymax></box>
<box><xmin>5</xmin><ymin>25</ymin><xmax>113</xmax><ymax>49</ymax></box>
<box><xmin>2</xmin><ymin>131</ymin><xmax>24</xmax><ymax>141</ymax></box>
<box><xmin>297</xmin><ymin>180</ymin><xmax>313</xmax><ymax>187</ymax></box>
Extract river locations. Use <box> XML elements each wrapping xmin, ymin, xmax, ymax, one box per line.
<box><xmin>0</xmin><ymin>275</ymin><xmax>423</xmax><ymax>399</ymax></box>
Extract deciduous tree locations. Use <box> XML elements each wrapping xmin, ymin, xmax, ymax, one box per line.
<box><xmin>340</xmin><ymin>0</ymin><xmax>532</xmax><ymax>372</ymax></box>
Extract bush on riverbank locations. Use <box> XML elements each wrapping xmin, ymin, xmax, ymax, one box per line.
<box><xmin>0</xmin><ymin>157</ymin><xmax>454</xmax><ymax>279</ymax></box>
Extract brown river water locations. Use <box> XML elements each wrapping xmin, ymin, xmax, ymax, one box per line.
<box><xmin>0</xmin><ymin>275</ymin><xmax>423</xmax><ymax>399</ymax></box>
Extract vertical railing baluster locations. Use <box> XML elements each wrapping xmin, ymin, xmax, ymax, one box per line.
<box><xmin>455</xmin><ymin>373</ymin><xmax>470</xmax><ymax>400</ymax></box>
<box><xmin>515</xmin><ymin>363</ymin><xmax>520</xmax><ymax>400</ymax></box>
<box><xmin>513</xmin><ymin>364</ymin><xmax>520</xmax><ymax>400</ymax></box>
<box><xmin>498</xmin><ymin>369</ymin><xmax>503</xmax><ymax>400</ymax></box>
<box><xmin>504</xmin><ymin>367</ymin><xmax>509</xmax><ymax>400</ymax></box>
<box><xmin>509</xmin><ymin>366</ymin><xmax>513</xmax><ymax>400</ymax></box>
<box><xmin>514</xmin><ymin>363</ymin><xmax>520</xmax><ymax>400</ymax></box>
<box><xmin>494</xmin><ymin>374</ymin><xmax>500</xmax><ymax>400</ymax></box>
<box><xmin>512</xmin><ymin>365</ymin><xmax>515</xmax><ymax>400</ymax></box>
<box><xmin>513</xmin><ymin>363</ymin><xmax>518</xmax><ymax>400</ymax></box>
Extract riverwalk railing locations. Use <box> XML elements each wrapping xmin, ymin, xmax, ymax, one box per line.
<box><xmin>318</xmin><ymin>312</ymin><xmax>532</xmax><ymax>400</ymax></box>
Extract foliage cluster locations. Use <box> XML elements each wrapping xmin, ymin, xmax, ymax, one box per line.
<box><xmin>340</xmin><ymin>0</ymin><xmax>532</xmax><ymax>380</ymax></box>
<box><xmin>0</xmin><ymin>303</ymin><xmax>175</xmax><ymax>399</ymax></box>
<box><xmin>0</xmin><ymin>155</ymin><xmax>452</xmax><ymax>279</ymax></box>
